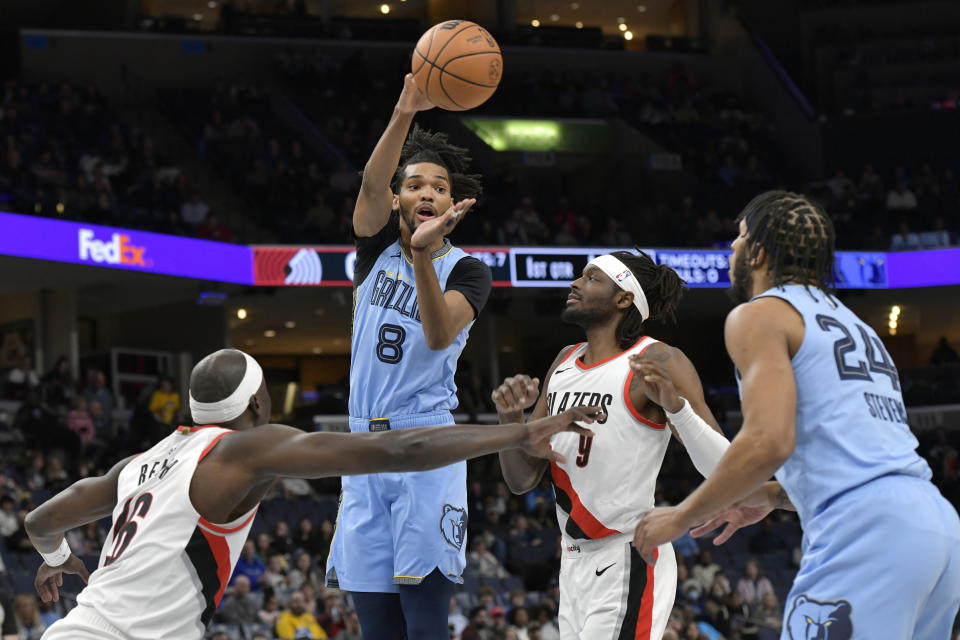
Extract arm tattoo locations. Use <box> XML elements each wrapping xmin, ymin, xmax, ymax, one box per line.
<box><xmin>774</xmin><ymin>485</ymin><xmax>794</xmax><ymax>510</ymax></box>
<box><xmin>643</xmin><ymin>342</ymin><xmax>672</xmax><ymax>363</ymax></box>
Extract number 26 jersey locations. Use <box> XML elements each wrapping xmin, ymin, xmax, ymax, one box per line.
<box><xmin>77</xmin><ymin>426</ymin><xmax>258</xmax><ymax>640</ymax></box>
<box><xmin>349</xmin><ymin>218</ymin><xmax>491</xmax><ymax>422</ymax></box>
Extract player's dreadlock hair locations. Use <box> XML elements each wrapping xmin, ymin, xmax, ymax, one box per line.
<box><xmin>736</xmin><ymin>190</ymin><xmax>835</xmax><ymax>292</ymax></box>
<box><xmin>610</xmin><ymin>249</ymin><xmax>687</xmax><ymax>349</ymax></box>
<box><xmin>391</xmin><ymin>124</ymin><xmax>482</xmax><ymax>200</ymax></box>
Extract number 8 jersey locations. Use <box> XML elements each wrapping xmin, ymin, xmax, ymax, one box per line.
<box><xmin>349</xmin><ymin>219</ymin><xmax>491</xmax><ymax>423</ymax></box>
<box><xmin>749</xmin><ymin>284</ymin><xmax>932</xmax><ymax>528</ymax></box>
<box><xmin>76</xmin><ymin>426</ymin><xmax>258</xmax><ymax>639</ymax></box>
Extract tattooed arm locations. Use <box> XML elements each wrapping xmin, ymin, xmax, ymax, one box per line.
<box><xmin>627</xmin><ymin>341</ymin><xmax>723</xmax><ymax>438</ymax></box>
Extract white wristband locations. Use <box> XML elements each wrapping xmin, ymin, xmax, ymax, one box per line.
<box><xmin>666</xmin><ymin>397</ymin><xmax>730</xmax><ymax>477</ymax></box>
<box><xmin>39</xmin><ymin>538</ymin><xmax>72</xmax><ymax>568</ymax></box>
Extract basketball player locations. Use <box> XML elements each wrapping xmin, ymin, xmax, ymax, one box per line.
<box><xmin>491</xmin><ymin>250</ymin><xmax>732</xmax><ymax>639</ymax></box>
<box><xmin>325</xmin><ymin>73</ymin><xmax>491</xmax><ymax>640</ymax></box>
<box><xmin>633</xmin><ymin>191</ymin><xmax>960</xmax><ymax>639</ymax></box>
<box><xmin>25</xmin><ymin>349</ymin><xmax>602</xmax><ymax>640</ymax></box>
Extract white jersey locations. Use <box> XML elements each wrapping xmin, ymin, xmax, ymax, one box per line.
<box><xmin>76</xmin><ymin>426</ymin><xmax>258</xmax><ymax>640</ymax></box>
<box><xmin>546</xmin><ymin>337</ymin><xmax>670</xmax><ymax>540</ymax></box>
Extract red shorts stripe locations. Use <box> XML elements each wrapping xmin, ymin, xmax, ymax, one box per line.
<box><xmin>634</xmin><ymin>547</ymin><xmax>658</xmax><ymax>639</ymax></box>
<box><xmin>550</xmin><ymin>462</ymin><xmax>620</xmax><ymax>539</ymax></box>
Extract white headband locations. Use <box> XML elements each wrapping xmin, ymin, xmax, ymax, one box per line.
<box><xmin>588</xmin><ymin>254</ymin><xmax>651</xmax><ymax>322</ymax></box>
<box><xmin>189</xmin><ymin>351</ymin><xmax>264</xmax><ymax>424</ymax></box>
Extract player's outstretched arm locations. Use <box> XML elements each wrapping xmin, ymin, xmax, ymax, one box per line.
<box><xmin>25</xmin><ymin>455</ymin><xmax>136</xmax><ymax>602</ymax></box>
<box><xmin>354</xmin><ymin>73</ymin><xmax>434</xmax><ymax>237</ymax></box>
<box><xmin>493</xmin><ymin>345</ymin><xmax>577</xmax><ymax>494</ymax></box>
<box><xmin>632</xmin><ymin>299</ymin><xmax>798</xmax><ymax>562</ymax></box>
<box><xmin>628</xmin><ymin>343</ymin><xmax>729</xmax><ymax>477</ymax></box>
<box><xmin>228</xmin><ymin>406</ymin><xmax>602</xmax><ymax>482</ymax></box>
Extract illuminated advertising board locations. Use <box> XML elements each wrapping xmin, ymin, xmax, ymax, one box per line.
<box><xmin>0</xmin><ymin>211</ymin><xmax>252</xmax><ymax>284</ymax></box>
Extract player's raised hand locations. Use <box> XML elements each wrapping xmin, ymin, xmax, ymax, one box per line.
<box><xmin>491</xmin><ymin>374</ymin><xmax>541</xmax><ymax>415</ymax></box>
<box><xmin>35</xmin><ymin>554</ymin><xmax>90</xmax><ymax>603</ymax></box>
<box><xmin>522</xmin><ymin>406</ymin><xmax>603</xmax><ymax>462</ymax></box>
<box><xmin>396</xmin><ymin>73</ymin><xmax>435</xmax><ymax>114</ymax></box>
<box><xmin>629</xmin><ymin>355</ymin><xmax>683</xmax><ymax>413</ymax></box>
<box><xmin>689</xmin><ymin>486</ymin><xmax>776</xmax><ymax>545</ymax></box>
<box><xmin>410</xmin><ymin>198</ymin><xmax>476</xmax><ymax>249</ymax></box>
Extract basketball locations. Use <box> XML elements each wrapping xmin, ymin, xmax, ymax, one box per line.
<box><xmin>411</xmin><ymin>20</ymin><xmax>502</xmax><ymax>111</ymax></box>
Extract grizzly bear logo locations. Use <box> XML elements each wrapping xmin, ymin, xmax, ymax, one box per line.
<box><xmin>440</xmin><ymin>504</ymin><xmax>466</xmax><ymax>550</ymax></box>
<box><xmin>787</xmin><ymin>595</ymin><xmax>853</xmax><ymax>639</ymax></box>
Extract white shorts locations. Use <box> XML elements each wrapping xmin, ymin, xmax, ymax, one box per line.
<box><xmin>558</xmin><ymin>534</ymin><xmax>675</xmax><ymax>640</ymax></box>
<box><xmin>43</xmin><ymin>603</ymin><xmax>129</xmax><ymax>640</ymax></box>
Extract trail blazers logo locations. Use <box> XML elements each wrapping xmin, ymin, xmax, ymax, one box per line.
<box><xmin>440</xmin><ymin>504</ymin><xmax>466</xmax><ymax>550</ymax></box>
<box><xmin>285</xmin><ymin>248</ymin><xmax>323</xmax><ymax>285</ymax></box>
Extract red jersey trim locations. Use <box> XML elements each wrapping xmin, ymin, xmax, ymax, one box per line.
<box><xmin>199</xmin><ymin>527</ymin><xmax>232</xmax><ymax>607</ymax></box>
<box><xmin>574</xmin><ymin>337</ymin><xmax>647</xmax><ymax>371</ymax></box>
<box><xmin>549</xmin><ymin>462</ymin><xmax>620</xmax><ymax>539</ymax></box>
<box><xmin>623</xmin><ymin>370</ymin><xmax>667</xmax><ymax>430</ymax></box>
<box><xmin>198</xmin><ymin>432</ymin><xmax>231</xmax><ymax>463</ymax></box>
<box><xmin>556</xmin><ymin>343</ymin><xmax>584</xmax><ymax>367</ymax></box>
<box><xmin>199</xmin><ymin>507</ymin><xmax>259</xmax><ymax>535</ymax></box>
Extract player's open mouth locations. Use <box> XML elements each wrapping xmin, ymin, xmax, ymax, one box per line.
<box><xmin>416</xmin><ymin>205</ymin><xmax>436</xmax><ymax>221</ymax></box>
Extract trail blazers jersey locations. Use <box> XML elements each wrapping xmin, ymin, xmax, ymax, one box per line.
<box><xmin>77</xmin><ymin>426</ymin><xmax>258</xmax><ymax>639</ymax></box>
<box><xmin>546</xmin><ymin>337</ymin><xmax>669</xmax><ymax>541</ymax></box>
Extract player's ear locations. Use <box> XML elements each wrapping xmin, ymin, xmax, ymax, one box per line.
<box><xmin>391</xmin><ymin>193</ymin><xmax>400</xmax><ymax>212</ymax></box>
<box><xmin>752</xmin><ymin>246</ymin><xmax>767</xmax><ymax>269</ymax></box>
<box><xmin>617</xmin><ymin>291</ymin><xmax>634</xmax><ymax>311</ymax></box>
<box><xmin>248</xmin><ymin>394</ymin><xmax>261</xmax><ymax>417</ymax></box>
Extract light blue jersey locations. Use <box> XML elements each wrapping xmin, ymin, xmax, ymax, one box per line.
<box><xmin>747</xmin><ymin>284</ymin><xmax>960</xmax><ymax>640</ymax></box>
<box><xmin>328</xmin><ymin>230</ymin><xmax>490</xmax><ymax>594</ymax></box>
<box><xmin>754</xmin><ymin>284</ymin><xmax>931</xmax><ymax>528</ymax></box>
<box><xmin>348</xmin><ymin>238</ymin><xmax>473</xmax><ymax>421</ymax></box>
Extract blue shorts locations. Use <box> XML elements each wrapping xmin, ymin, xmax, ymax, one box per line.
<box><xmin>782</xmin><ymin>474</ymin><xmax>960</xmax><ymax>640</ymax></box>
<box><xmin>325</xmin><ymin>411</ymin><xmax>468</xmax><ymax>593</ymax></box>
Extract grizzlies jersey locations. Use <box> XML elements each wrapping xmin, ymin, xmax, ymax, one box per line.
<box><xmin>349</xmin><ymin>226</ymin><xmax>490</xmax><ymax>421</ymax></box>
<box><xmin>545</xmin><ymin>337</ymin><xmax>670</xmax><ymax>540</ymax></box>
<box><xmin>75</xmin><ymin>426</ymin><xmax>258</xmax><ymax>639</ymax></box>
<box><xmin>749</xmin><ymin>284</ymin><xmax>931</xmax><ymax>528</ymax></box>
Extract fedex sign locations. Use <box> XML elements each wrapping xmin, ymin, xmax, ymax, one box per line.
<box><xmin>78</xmin><ymin>229</ymin><xmax>151</xmax><ymax>267</ymax></box>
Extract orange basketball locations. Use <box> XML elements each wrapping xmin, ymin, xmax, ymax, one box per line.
<box><xmin>412</xmin><ymin>20</ymin><xmax>502</xmax><ymax>111</ymax></box>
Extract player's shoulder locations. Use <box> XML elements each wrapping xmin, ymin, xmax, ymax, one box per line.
<box><xmin>725</xmin><ymin>297</ymin><xmax>799</xmax><ymax>337</ymax></box>
<box><xmin>638</xmin><ymin>338</ymin><xmax>696</xmax><ymax>372</ymax></box>
<box><xmin>549</xmin><ymin>344</ymin><xmax>581</xmax><ymax>371</ymax></box>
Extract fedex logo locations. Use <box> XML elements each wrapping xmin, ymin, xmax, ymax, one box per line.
<box><xmin>78</xmin><ymin>229</ymin><xmax>150</xmax><ymax>267</ymax></box>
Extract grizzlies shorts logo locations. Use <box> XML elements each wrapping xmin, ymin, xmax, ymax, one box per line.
<box><xmin>440</xmin><ymin>504</ymin><xmax>466</xmax><ymax>550</ymax></box>
<box><xmin>787</xmin><ymin>595</ymin><xmax>853</xmax><ymax>639</ymax></box>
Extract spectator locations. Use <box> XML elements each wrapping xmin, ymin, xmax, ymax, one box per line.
<box><xmin>748</xmin><ymin>519</ymin><xmax>788</xmax><ymax>554</ymax></box>
<box><xmin>41</xmin><ymin>355</ymin><xmax>76</xmax><ymax>408</ymax></box>
<box><xmin>180</xmin><ymin>192</ymin><xmax>211</xmax><ymax>227</ymax></box>
<box><xmin>196</xmin><ymin>215</ymin><xmax>233</xmax><ymax>243</ymax></box>
<box><xmin>0</xmin><ymin>497</ymin><xmax>19</xmax><ymax>538</ymax></box>
<box><xmin>215</xmin><ymin>574</ymin><xmax>259</xmax><ymax>625</ymax></box>
<box><xmin>67</xmin><ymin>396</ymin><xmax>95</xmax><ymax>444</ymax></box>
<box><xmin>693</xmin><ymin>550</ymin><xmax>721</xmax><ymax>592</ymax></box>
<box><xmin>258</xmin><ymin>593</ymin><xmax>281</xmax><ymax>629</ymax></box>
<box><xmin>469</xmin><ymin>538</ymin><xmax>509</xmax><ymax>579</ymax></box>
<box><xmin>276</xmin><ymin>590</ymin><xmax>328</xmax><ymax>639</ymax></box>
<box><xmin>886</xmin><ymin>179</ymin><xmax>918</xmax><ymax>211</ymax></box>
<box><xmin>0</xmin><ymin>592</ymin><xmax>17</xmax><ymax>639</ymax></box>
<box><xmin>735</xmin><ymin>559</ymin><xmax>774</xmax><ymax>608</ymax></box>
<box><xmin>315</xmin><ymin>588</ymin><xmax>344</xmax><ymax>637</ymax></box>
<box><xmin>5</xmin><ymin>355</ymin><xmax>39</xmax><ymax>400</ymax></box>
<box><xmin>287</xmin><ymin>552</ymin><xmax>319</xmax><ymax>594</ymax></box>
<box><xmin>293</xmin><ymin>517</ymin><xmax>324</xmax><ymax>557</ymax></box>
<box><xmin>533</xmin><ymin>603</ymin><xmax>560</xmax><ymax>640</ymax></box>
<box><xmin>448</xmin><ymin>596</ymin><xmax>469</xmax><ymax>638</ymax></box>
<box><xmin>271</xmin><ymin>520</ymin><xmax>294</xmax><ymax>556</ymax></box>
<box><xmin>12</xmin><ymin>595</ymin><xmax>46</xmax><ymax>639</ymax></box>
<box><xmin>930</xmin><ymin>336</ymin><xmax>959</xmax><ymax>366</ymax></box>
<box><xmin>232</xmin><ymin>540</ymin><xmax>267</xmax><ymax>590</ymax></box>
<box><xmin>507</xmin><ymin>606</ymin><xmax>531</xmax><ymax>640</ymax></box>
<box><xmin>148</xmin><ymin>377</ymin><xmax>180</xmax><ymax>426</ymax></box>
<box><xmin>753</xmin><ymin>591</ymin><xmax>782</xmax><ymax>630</ymax></box>
<box><xmin>262</xmin><ymin>554</ymin><xmax>291</xmax><ymax>597</ymax></box>
<box><xmin>461</xmin><ymin>606</ymin><xmax>492</xmax><ymax>640</ymax></box>
<box><xmin>83</xmin><ymin>370</ymin><xmax>115</xmax><ymax>423</ymax></box>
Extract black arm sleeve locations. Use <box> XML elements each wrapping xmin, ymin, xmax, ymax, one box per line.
<box><xmin>446</xmin><ymin>256</ymin><xmax>493</xmax><ymax>319</ymax></box>
<box><xmin>353</xmin><ymin>214</ymin><xmax>399</xmax><ymax>286</ymax></box>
